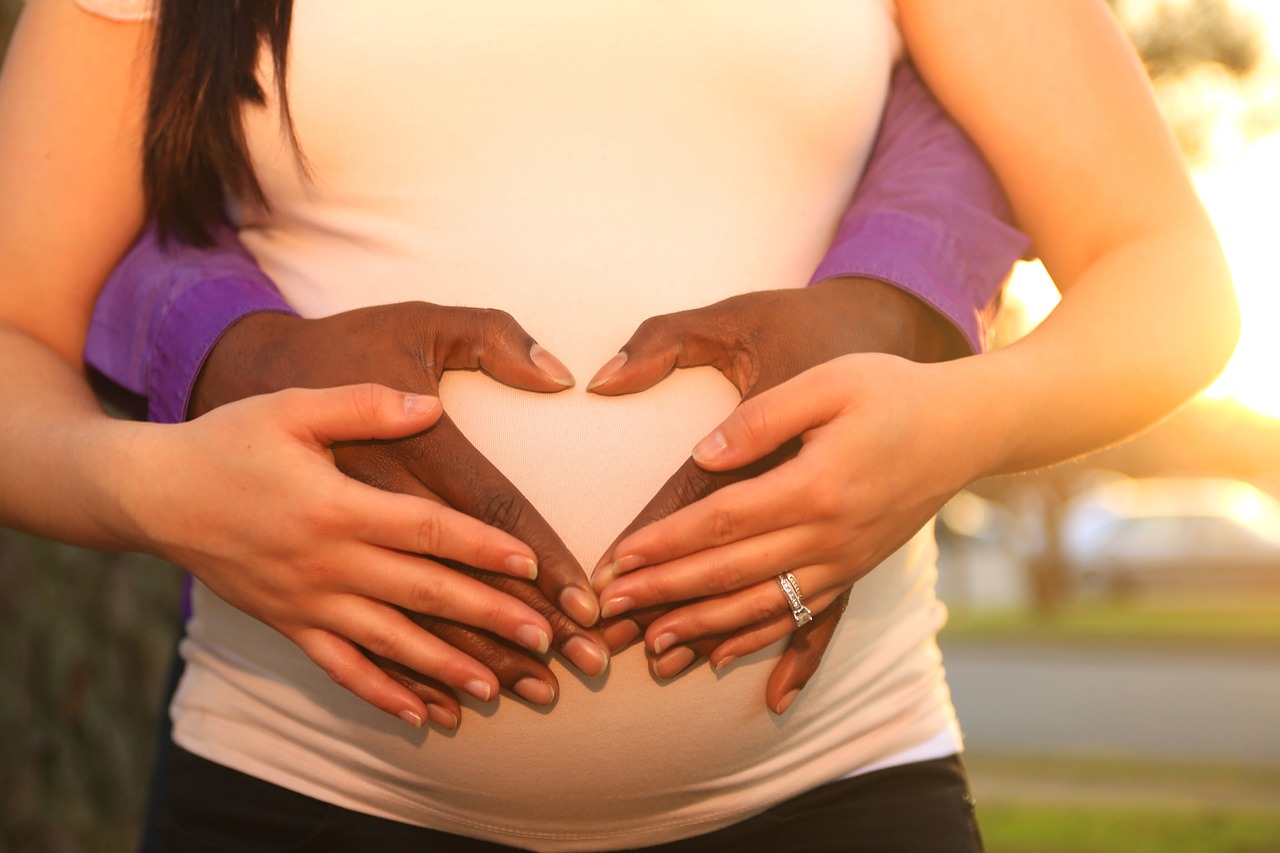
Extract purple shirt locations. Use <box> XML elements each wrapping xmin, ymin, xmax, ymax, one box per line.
<box><xmin>85</xmin><ymin>63</ymin><xmax>1029</xmax><ymax>424</ymax></box>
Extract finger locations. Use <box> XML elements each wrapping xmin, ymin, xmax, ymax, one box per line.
<box><xmin>341</xmin><ymin>546</ymin><xmax>553</xmax><ymax>654</ymax></box>
<box><xmin>405</xmin><ymin>615</ymin><xmax>561</xmax><ymax>707</ymax></box>
<box><xmin>593</xmin><ymin>445</ymin><xmax>799</xmax><ymax>592</ymax></box>
<box><xmin>690</xmin><ymin>370</ymin><xmax>843</xmax><ymax>471</ymax></box>
<box><xmin>641</xmin><ymin>574</ymin><xmax>842</xmax><ymax>654</ymax></box>
<box><xmin>347</xmin><ymin>481</ymin><xmax>540</xmax><ymax>580</ymax></box>
<box><xmin>291</xmin><ymin>627</ymin><xmax>437</xmax><ymax>728</ymax></box>
<box><xmin>337</xmin><ymin>599</ymin><xmax>502</xmax><ymax>702</ymax></box>
<box><xmin>599</xmin><ymin>516</ymin><xmax>822</xmax><ymax>613</ymax></box>
<box><xmin>586</xmin><ymin>309</ymin><xmax>754</xmax><ymax>396</ymax></box>
<box><xmin>764</xmin><ymin>590</ymin><xmax>850</xmax><ymax>716</ymax></box>
<box><xmin>275</xmin><ymin>384</ymin><xmax>445</xmax><ymax>445</ymax></box>
<box><xmin>645</xmin><ymin>633</ymin><xmax>727</xmax><ymax>681</ymax></box>
<box><xmin>402</xmin><ymin>416</ymin><xmax>604</xmax><ymax>632</ymax></box>
<box><xmin>434</xmin><ymin>306</ymin><xmax>575</xmax><ymax>391</ymax></box>
<box><xmin>365</xmin><ymin>656</ymin><xmax>464</xmax><ymax>730</ymax></box>
<box><xmin>447</xmin><ymin>566</ymin><xmax>611</xmax><ymax>679</ymax></box>
<box><xmin>599</xmin><ymin>451</ymin><xmax>812</xmax><ymax>584</ymax></box>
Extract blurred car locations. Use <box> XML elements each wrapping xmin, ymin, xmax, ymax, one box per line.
<box><xmin>1060</xmin><ymin>476</ymin><xmax>1280</xmax><ymax>598</ymax></box>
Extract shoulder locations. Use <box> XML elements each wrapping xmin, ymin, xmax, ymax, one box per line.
<box><xmin>73</xmin><ymin>0</ymin><xmax>155</xmax><ymax>22</ymax></box>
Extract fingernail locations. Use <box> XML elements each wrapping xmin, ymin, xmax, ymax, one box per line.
<box><xmin>464</xmin><ymin>680</ymin><xmax>493</xmax><ymax>702</ymax></box>
<box><xmin>399</xmin><ymin>710</ymin><xmax>424</xmax><ymax>729</ymax></box>
<box><xmin>403</xmin><ymin>394</ymin><xmax>440</xmax><ymax>416</ymax></box>
<box><xmin>516</xmin><ymin>624</ymin><xmax>551</xmax><ymax>655</ymax></box>
<box><xmin>564</xmin><ymin>636</ymin><xmax>610</xmax><ymax>677</ymax></box>
<box><xmin>560</xmin><ymin>587</ymin><xmax>600</xmax><ymax>627</ymax></box>
<box><xmin>773</xmin><ymin>689</ymin><xmax>800</xmax><ymax>716</ymax></box>
<box><xmin>425</xmin><ymin>705</ymin><xmax>458</xmax><ymax>730</ymax></box>
<box><xmin>601</xmin><ymin>619</ymin><xmax>641</xmax><ymax>651</ymax></box>
<box><xmin>713</xmin><ymin>655</ymin><xmax>738</xmax><ymax>672</ymax></box>
<box><xmin>692</xmin><ymin>430</ymin><xmax>728</xmax><ymax>465</ymax></box>
<box><xmin>587</xmin><ymin>352</ymin><xmax>628</xmax><ymax>391</ymax></box>
<box><xmin>612</xmin><ymin>555</ymin><xmax>647</xmax><ymax>575</ymax></box>
<box><xmin>513</xmin><ymin>677</ymin><xmax>557</xmax><ymax>706</ymax></box>
<box><xmin>654</xmin><ymin>646</ymin><xmax>696</xmax><ymax>680</ymax></box>
<box><xmin>651</xmin><ymin>631</ymin><xmax>679</xmax><ymax>656</ymax></box>
<box><xmin>600</xmin><ymin>596</ymin><xmax>635</xmax><ymax>620</ymax></box>
<box><xmin>530</xmin><ymin>344</ymin><xmax>575</xmax><ymax>387</ymax></box>
<box><xmin>505</xmin><ymin>555</ymin><xmax>538</xmax><ymax>580</ymax></box>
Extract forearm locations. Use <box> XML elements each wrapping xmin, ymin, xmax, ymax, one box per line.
<box><xmin>0</xmin><ymin>322</ymin><xmax>150</xmax><ymax>550</ymax></box>
<box><xmin>955</xmin><ymin>228</ymin><xmax>1236</xmax><ymax>481</ymax></box>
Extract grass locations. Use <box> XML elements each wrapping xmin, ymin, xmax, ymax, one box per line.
<box><xmin>968</xmin><ymin>753</ymin><xmax>1280</xmax><ymax>852</ymax></box>
<box><xmin>979</xmin><ymin>803</ymin><xmax>1280</xmax><ymax>853</ymax></box>
<box><xmin>941</xmin><ymin>600</ymin><xmax>1280</xmax><ymax>649</ymax></box>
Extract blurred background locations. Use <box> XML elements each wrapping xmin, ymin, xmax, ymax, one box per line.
<box><xmin>2</xmin><ymin>1</ymin><xmax>1279</xmax><ymax>851</ymax></box>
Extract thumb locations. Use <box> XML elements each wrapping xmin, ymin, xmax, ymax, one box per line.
<box><xmin>281</xmin><ymin>384</ymin><xmax>444</xmax><ymax>445</ymax></box>
<box><xmin>690</xmin><ymin>370</ymin><xmax>836</xmax><ymax>471</ymax></box>
<box><xmin>440</xmin><ymin>307</ymin><xmax>575</xmax><ymax>392</ymax></box>
<box><xmin>588</xmin><ymin>311</ymin><xmax>753</xmax><ymax>396</ymax></box>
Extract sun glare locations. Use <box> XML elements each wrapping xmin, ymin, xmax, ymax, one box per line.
<box><xmin>1007</xmin><ymin>1</ymin><xmax>1280</xmax><ymax>423</ymax></box>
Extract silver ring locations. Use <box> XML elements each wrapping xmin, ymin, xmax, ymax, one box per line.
<box><xmin>776</xmin><ymin>572</ymin><xmax>812</xmax><ymax>628</ymax></box>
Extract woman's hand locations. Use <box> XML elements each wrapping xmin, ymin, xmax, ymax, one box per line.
<box><xmin>180</xmin><ymin>303</ymin><xmax>612</xmax><ymax>725</ymax></box>
<box><xmin>588</xmin><ymin>278</ymin><xmax>959</xmax><ymax>712</ymax></box>
<box><xmin>126</xmin><ymin>383</ymin><xmax>557</xmax><ymax>729</ymax></box>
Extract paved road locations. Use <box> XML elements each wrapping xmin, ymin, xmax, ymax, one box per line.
<box><xmin>941</xmin><ymin>640</ymin><xmax>1280</xmax><ymax>763</ymax></box>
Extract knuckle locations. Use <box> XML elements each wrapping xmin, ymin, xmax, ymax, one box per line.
<box><xmin>408</xmin><ymin>574</ymin><xmax>449</xmax><ymax>613</ymax></box>
<box><xmin>479</xmin><ymin>491</ymin><xmax>525</xmax><ymax>534</ymax></box>
<box><xmin>669</xmin><ymin>469</ymin><xmax>724</xmax><ymax>512</ymax></box>
<box><xmin>361</xmin><ymin>624</ymin><xmax>406</xmax><ymax>661</ymax></box>
<box><xmin>708</xmin><ymin>505</ymin><xmax>738</xmax><ymax>544</ymax></box>
<box><xmin>414</xmin><ymin>511</ymin><xmax>444</xmax><ymax>556</ymax></box>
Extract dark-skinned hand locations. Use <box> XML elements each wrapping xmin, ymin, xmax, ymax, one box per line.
<box><xmin>191</xmin><ymin>302</ymin><xmax>611</xmax><ymax>728</ymax></box>
<box><xmin>587</xmin><ymin>277</ymin><xmax>954</xmax><ymax>714</ymax></box>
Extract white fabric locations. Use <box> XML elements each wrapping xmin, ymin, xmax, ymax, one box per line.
<box><xmin>72</xmin><ymin>0</ymin><xmax>153</xmax><ymax>23</ymax></box>
<box><xmin>165</xmin><ymin>2</ymin><xmax>961</xmax><ymax>849</ymax></box>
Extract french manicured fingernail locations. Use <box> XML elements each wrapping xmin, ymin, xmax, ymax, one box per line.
<box><xmin>773</xmin><ymin>689</ymin><xmax>800</xmax><ymax>716</ymax></box>
<box><xmin>516</xmin><ymin>624</ymin><xmax>551</xmax><ymax>655</ymax></box>
<box><xmin>403</xmin><ymin>394</ymin><xmax>440</xmax><ymax>416</ymax></box>
<box><xmin>692</xmin><ymin>431</ymin><xmax>728</xmax><ymax>464</ymax></box>
<box><xmin>464</xmin><ymin>680</ymin><xmax>493</xmax><ymax>702</ymax></box>
<box><xmin>560</xmin><ymin>587</ymin><xmax>600</xmax><ymax>627</ymax></box>
<box><xmin>399</xmin><ymin>710</ymin><xmax>424</xmax><ymax>729</ymax></box>
<box><xmin>587</xmin><ymin>351</ymin><xmax>628</xmax><ymax>391</ymax></box>
<box><xmin>600</xmin><ymin>596</ymin><xmax>635</xmax><ymax>620</ymax></box>
<box><xmin>530</xmin><ymin>344</ymin><xmax>575</xmax><ymax>387</ymax></box>
<box><xmin>513</xmin><ymin>678</ymin><xmax>557</xmax><ymax>706</ymax></box>
<box><xmin>564</xmin><ymin>636</ymin><xmax>610</xmax><ymax>677</ymax></box>
<box><xmin>506</xmin><ymin>555</ymin><xmax>538</xmax><ymax>580</ymax></box>
<box><xmin>652</xmin><ymin>632</ymin><xmax>679</xmax><ymax>656</ymax></box>
<box><xmin>654</xmin><ymin>646</ymin><xmax>696</xmax><ymax>680</ymax></box>
<box><xmin>425</xmin><ymin>705</ymin><xmax>458</xmax><ymax>730</ymax></box>
<box><xmin>714</xmin><ymin>655</ymin><xmax>738</xmax><ymax>672</ymax></box>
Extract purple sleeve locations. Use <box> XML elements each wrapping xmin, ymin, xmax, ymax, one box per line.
<box><xmin>811</xmin><ymin>63</ymin><xmax>1032</xmax><ymax>354</ymax></box>
<box><xmin>83</xmin><ymin>222</ymin><xmax>296</xmax><ymax>425</ymax></box>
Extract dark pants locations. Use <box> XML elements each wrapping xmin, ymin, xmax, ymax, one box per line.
<box><xmin>148</xmin><ymin>740</ymin><xmax>982</xmax><ymax>852</ymax></box>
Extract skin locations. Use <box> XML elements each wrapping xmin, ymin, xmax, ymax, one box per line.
<box><xmin>191</xmin><ymin>277</ymin><xmax>952</xmax><ymax>719</ymax></box>
<box><xmin>0</xmin><ymin>0</ymin><xmax>1238</xmax><ymax>729</ymax></box>
<box><xmin>592</xmin><ymin>0</ymin><xmax>1240</xmax><ymax>669</ymax></box>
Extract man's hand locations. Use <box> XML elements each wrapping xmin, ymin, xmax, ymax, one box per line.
<box><xmin>587</xmin><ymin>278</ymin><xmax>952</xmax><ymax>714</ymax></box>
<box><xmin>191</xmin><ymin>302</ymin><xmax>611</xmax><ymax>724</ymax></box>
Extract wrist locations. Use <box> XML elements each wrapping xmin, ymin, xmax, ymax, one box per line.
<box><xmin>190</xmin><ymin>311</ymin><xmax>306</xmax><ymax>417</ymax></box>
<box><xmin>810</xmin><ymin>277</ymin><xmax>955</xmax><ymax>363</ymax></box>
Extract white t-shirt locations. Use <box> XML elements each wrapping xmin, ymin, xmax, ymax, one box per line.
<box><xmin>77</xmin><ymin>2</ymin><xmax>960</xmax><ymax>849</ymax></box>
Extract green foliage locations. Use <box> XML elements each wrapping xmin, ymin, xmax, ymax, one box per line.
<box><xmin>0</xmin><ymin>531</ymin><xmax>182</xmax><ymax>853</ymax></box>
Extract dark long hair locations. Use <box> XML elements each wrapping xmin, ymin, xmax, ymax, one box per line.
<box><xmin>144</xmin><ymin>1</ymin><xmax>297</xmax><ymax>245</ymax></box>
